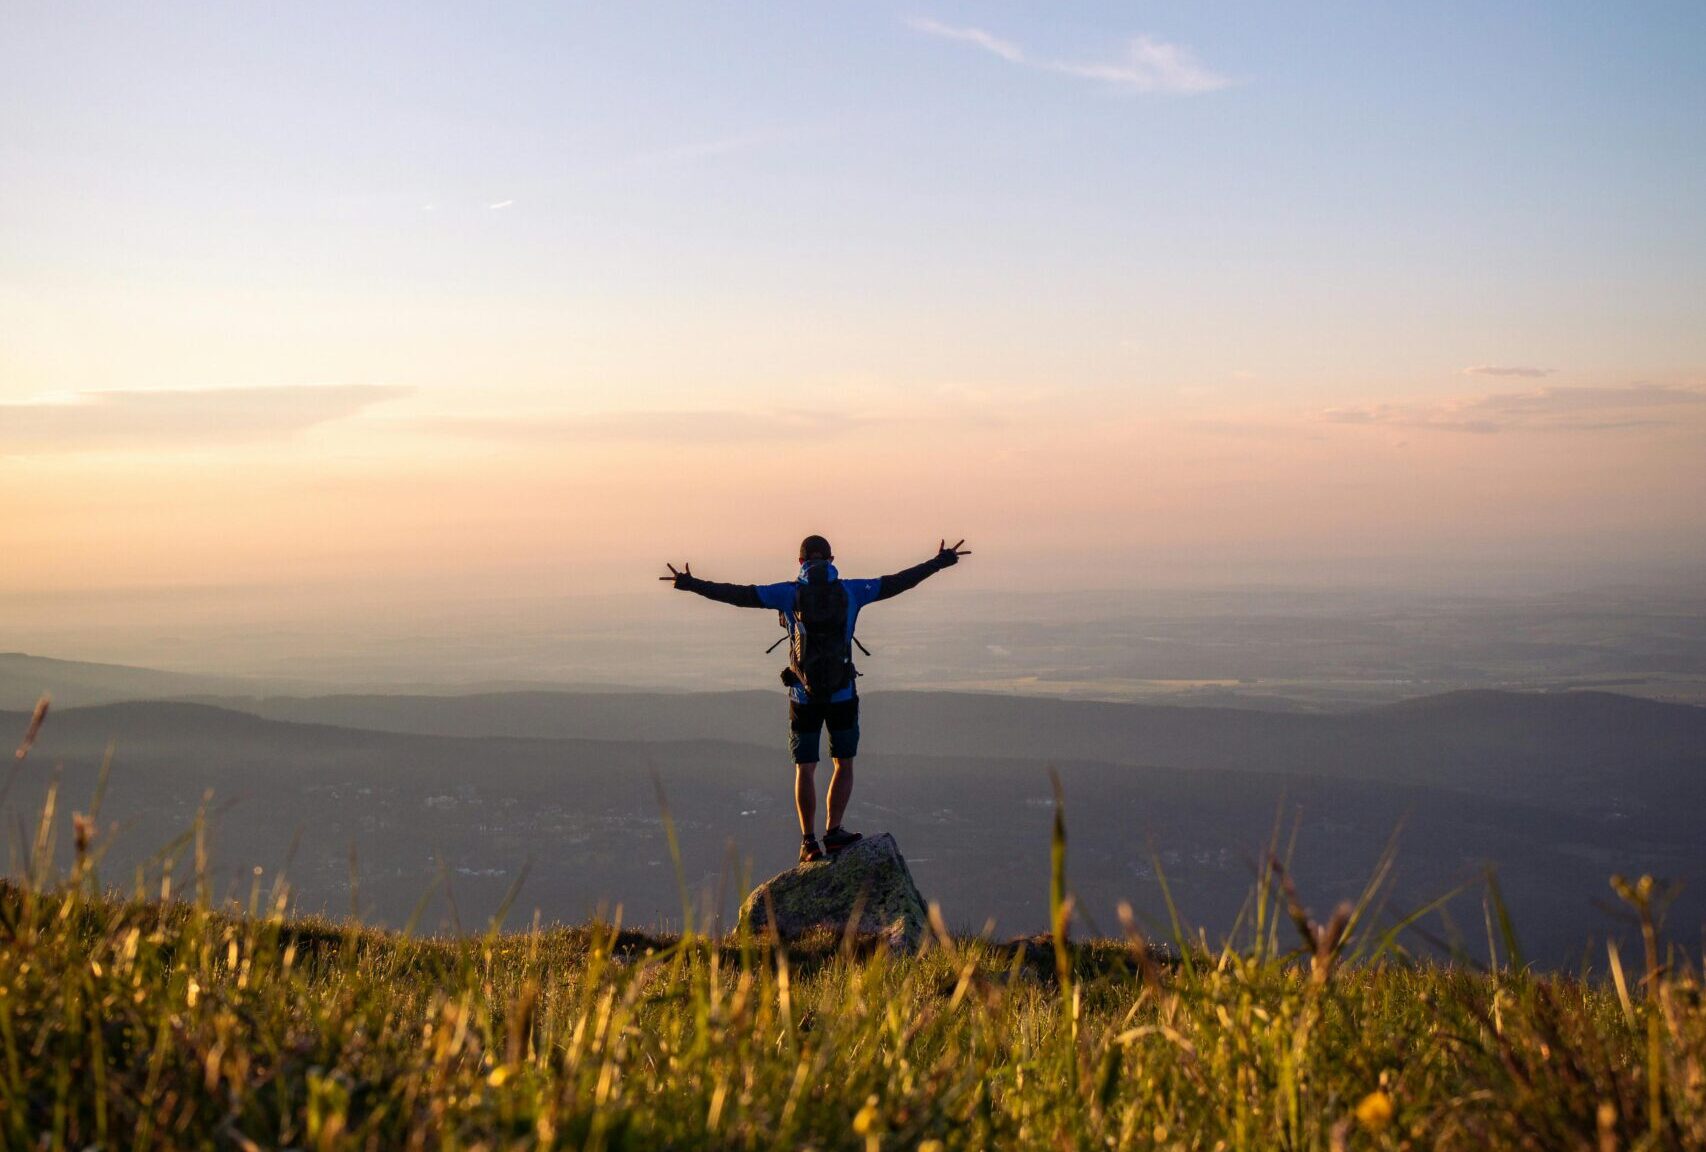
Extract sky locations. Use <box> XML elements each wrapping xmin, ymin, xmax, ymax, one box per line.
<box><xmin>4</xmin><ymin>2</ymin><xmax>1705</xmax><ymax>625</ymax></box>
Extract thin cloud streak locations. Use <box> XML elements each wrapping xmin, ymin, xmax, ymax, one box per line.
<box><xmin>1049</xmin><ymin>37</ymin><xmax>1234</xmax><ymax>94</ymax></box>
<box><xmin>0</xmin><ymin>385</ymin><xmax>411</xmax><ymax>454</ymax></box>
<box><xmin>1465</xmin><ymin>365</ymin><xmax>1554</xmax><ymax>378</ymax></box>
<box><xmin>414</xmin><ymin>408</ymin><xmax>888</xmax><ymax>445</ymax></box>
<box><xmin>906</xmin><ymin>17</ymin><xmax>1024</xmax><ymax>63</ymax></box>
<box><xmin>1321</xmin><ymin>383</ymin><xmax>1706</xmax><ymax>434</ymax></box>
<box><xmin>906</xmin><ymin>16</ymin><xmax>1233</xmax><ymax>94</ymax></box>
<box><xmin>590</xmin><ymin>131</ymin><xmax>779</xmax><ymax>180</ymax></box>
<box><xmin>626</xmin><ymin>131</ymin><xmax>775</xmax><ymax>168</ymax></box>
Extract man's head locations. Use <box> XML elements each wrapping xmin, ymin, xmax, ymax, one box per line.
<box><xmin>798</xmin><ymin>535</ymin><xmax>833</xmax><ymax>564</ymax></box>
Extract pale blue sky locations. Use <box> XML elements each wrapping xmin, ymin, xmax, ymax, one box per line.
<box><xmin>3</xmin><ymin>3</ymin><xmax>1704</xmax><ymax>597</ymax></box>
<box><xmin>8</xmin><ymin>2</ymin><xmax>1704</xmax><ymax>395</ymax></box>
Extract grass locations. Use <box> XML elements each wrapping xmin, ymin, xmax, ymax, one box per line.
<box><xmin>4</xmin><ymin>712</ymin><xmax>1706</xmax><ymax>1148</ymax></box>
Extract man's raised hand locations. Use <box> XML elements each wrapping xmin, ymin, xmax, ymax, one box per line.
<box><xmin>936</xmin><ymin>538</ymin><xmax>971</xmax><ymax>566</ymax></box>
<box><xmin>660</xmin><ymin>561</ymin><xmax>694</xmax><ymax>589</ymax></box>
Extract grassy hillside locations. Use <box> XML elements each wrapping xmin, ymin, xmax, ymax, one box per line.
<box><xmin>4</xmin><ymin>793</ymin><xmax>1704</xmax><ymax>1150</ymax></box>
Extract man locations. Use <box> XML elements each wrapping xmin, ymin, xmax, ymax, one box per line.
<box><xmin>662</xmin><ymin>535</ymin><xmax>970</xmax><ymax>862</ymax></box>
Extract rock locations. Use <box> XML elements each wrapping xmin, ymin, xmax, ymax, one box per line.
<box><xmin>738</xmin><ymin>832</ymin><xmax>928</xmax><ymax>951</ymax></box>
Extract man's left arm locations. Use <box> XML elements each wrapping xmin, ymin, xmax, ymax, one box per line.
<box><xmin>873</xmin><ymin>539</ymin><xmax>970</xmax><ymax>602</ymax></box>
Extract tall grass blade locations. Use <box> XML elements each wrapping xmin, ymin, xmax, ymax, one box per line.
<box><xmin>1486</xmin><ymin>867</ymin><xmax>1526</xmax><ymax>972</ymax></box>
<box><xmin>652</xmin><ymin>768</ymin><xmax>694</xmax><ymax>939</ymax></box>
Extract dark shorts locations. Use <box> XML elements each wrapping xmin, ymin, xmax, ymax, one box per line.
<box><xmin>788</xmin><ymin>696</ymin><xmax>860</xmax><ymax>764</ymax></box>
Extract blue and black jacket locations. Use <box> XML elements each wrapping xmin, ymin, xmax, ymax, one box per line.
<box><xmin>675</xmin><ymin>552</ymin><xmax>955</xmax><ymax>704</ymax></box>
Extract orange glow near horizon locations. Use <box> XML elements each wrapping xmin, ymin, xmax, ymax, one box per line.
<box><xmin>6</xmin><ymin>380</ymin><xmax>1704</xmax><ymax>604</ymax></box>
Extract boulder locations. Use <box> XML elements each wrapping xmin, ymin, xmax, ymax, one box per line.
<box><xmin>738</xmin><ymin>832</ymin><xmax>928</xmax><ymax>951</ymax></box>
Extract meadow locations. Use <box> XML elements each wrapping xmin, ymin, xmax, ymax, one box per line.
<box><xmin>4</xmin><ymin>744</ymin><xmax>1705</xmax><ymax>1152</ymax></box>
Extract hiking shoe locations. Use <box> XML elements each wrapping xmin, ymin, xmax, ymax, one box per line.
<box><xmin>823</xmin><ymin>826</ymin><xmax>863</xmax><ymax>854</ymax></box>
<box><xmin>799</xmin><ymin>837</ymin><xmax>825</xmax><ymax>864</ymax></box>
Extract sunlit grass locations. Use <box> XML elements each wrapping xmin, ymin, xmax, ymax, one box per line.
<box><xmin>3</xmin><ymin>702</ymin><xmax>1704</xmax><ymax>1149</ymax></box>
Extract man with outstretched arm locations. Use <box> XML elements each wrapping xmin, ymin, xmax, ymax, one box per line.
<box><xmin>662</xmin><ymin>535</ymin><xmax>970</xmax><ymax>863</ymax></box>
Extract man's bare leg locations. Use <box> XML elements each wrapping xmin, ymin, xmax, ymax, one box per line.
<box><xmin>825</xmin><ymin>756</ymin><xmax>854</xmax><ymax>833</ymax></box>
<box><xmin>794</xmin><ymin>762</ymin><xmax>818</xmax><ymax>838</ymax></box>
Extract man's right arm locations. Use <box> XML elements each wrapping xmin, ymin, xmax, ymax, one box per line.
<box><xmin>667</xmin><ymin>567</ymin><xmax>796</xmax><ymax>611</ymax></box>
<box><xmin>674</xmin><ymin>573</ymin><xmax>767</xmax><ymax>609</ymax></box>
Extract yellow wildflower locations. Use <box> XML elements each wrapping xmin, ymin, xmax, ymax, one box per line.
<box><xmin>1355</xmin><ymin>1089</ymin><xmax>1394</xmax><ymax>1132</ymax></box>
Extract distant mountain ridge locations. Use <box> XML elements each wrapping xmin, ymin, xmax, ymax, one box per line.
<box><xmin>0</xmin><ymin>652</ymin><xmax>687</xmax><ymax>711</ymax></box>
<box><xmin>201</xmin><ymin>686</ymin><xmax>1705</xmax><ymax>817</ymax></box>
<box><xmin>8</xmin><ymin>646</ymin><xmax>1704</xmax><ymax>816</ymax></box>
<box><xmin>0</xmin><ymin>652</ymin><xmax>318</xmax><ymax>709</ymax></box>
<box><xmin>7</xmin><ymin>647</ymin><xmax>1703</xmax><ymax>800</ymax></box>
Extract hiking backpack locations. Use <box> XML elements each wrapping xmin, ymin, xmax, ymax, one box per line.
<box><xmin>787</xmin><ymin>578</ymin><xmax>853</xmax><ymax>700</ymax></box>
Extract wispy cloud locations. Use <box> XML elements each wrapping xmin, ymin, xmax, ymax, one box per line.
<box><xmin>1185</xmin><ymin>417</ymin><xmax>1326</xmax><ymax>441</ymax></box>
<box><xmin>1050</xmin><ymin>37</ymin><xmax>1234</xmax><ymax>94</ymax></box>
<box><xmin>588</xmin><ymin>131</ymin><xmax>777</xmax><ymax>180</ymax></box>
<box><xmin>0</xmin><ymin>385</ymin><xmax>411</xmax><ymax>454</ymax></box>
<box><xmin>906</xmin><ymin>16</ymin><xmax>1233</xmax><ymax>95</ymax></box>
<box><xmin>415</xmin><ymin>408</ymin><xmax>886</xmax><ymax>445</ymax></box>
<box><xmin>1321</xmin><ymin>383</ymin><xmax>1706</xmax><ymax>434</ymax></box>
<box><xmin>1465</xmin><ymin>365</ymin><xmax>1555</xmax><ymax>378</ymax></box>
<box><xmin>906</xmin><ymin>17</ymin><xmax>1024</xmax><ymax>63</ymax></box>
<box><xmin>487</xmin><ymin>199</ymin><xmax>515</xmax><ymax>210</ymax></box>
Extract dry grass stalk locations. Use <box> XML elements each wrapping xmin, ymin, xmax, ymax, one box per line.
<box><xmin>15</xmin><ymin>693</ymin><xmax>49</xmax><ymax>761</ymax></box>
